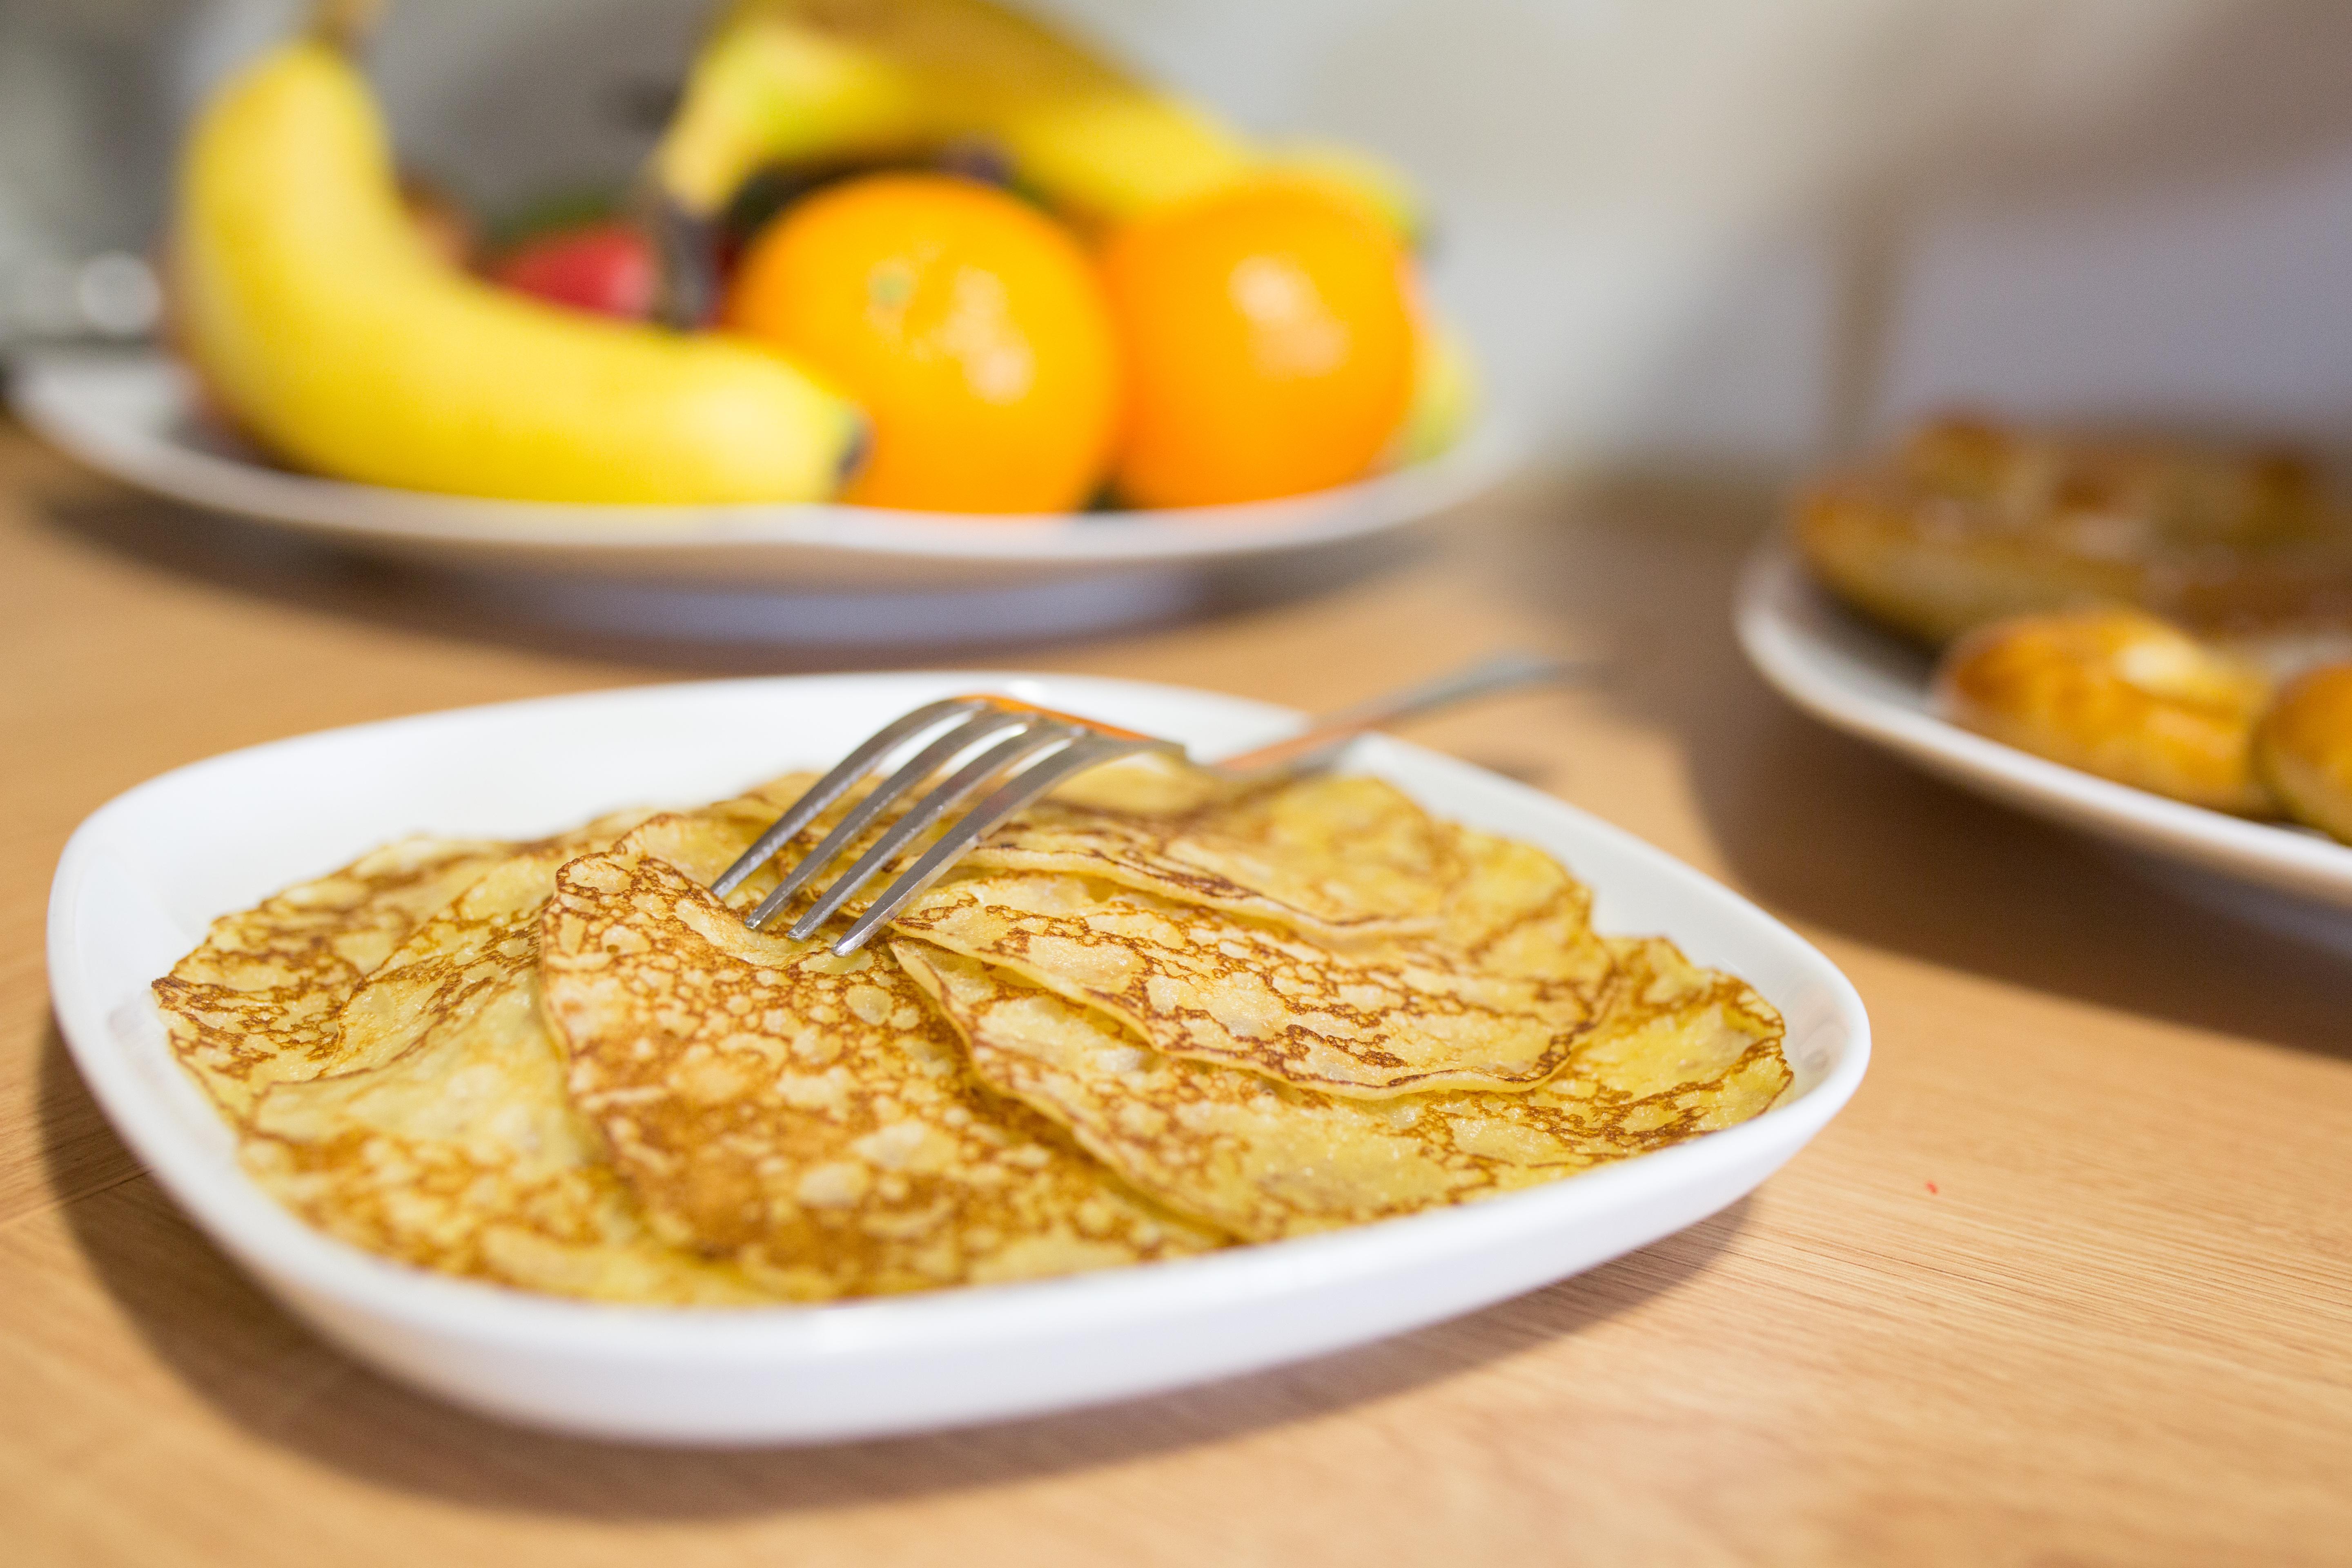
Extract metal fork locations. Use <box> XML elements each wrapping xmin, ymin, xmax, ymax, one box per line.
<box><xmin>710</xmin><ymin>650</ymin><xmax>1590</xmax><ymax>956</ymax></box>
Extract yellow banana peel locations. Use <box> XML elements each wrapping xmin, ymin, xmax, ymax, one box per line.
<box><xmin>177</xmin><ymin>40</ymin><xmax>864</xmax><ymax>504</ymax></box>
<box><xmin>1385</xmin><ymin>309</ymin><xmax>1480</xmax><ymax>470</ymax></box>
<box><xmin>654</xmin><ymin>19</ymin><xmax>933</xmax><ymax>214</ymax></box>
<box><xmin>655</xmin><ymin>0</ymin><xmax>1419</xmax><ymax>238</ymax></box>
<box><xmin>994</xmin><ymin>89</ymin><xmax>1254</xmax><ymax>229</ymax></box>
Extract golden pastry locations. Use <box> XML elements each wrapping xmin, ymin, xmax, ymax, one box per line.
<box><xmin>897</xmin><ymin>935</ymin><xmax>1785</xmax><ymax>1243</ymax></box>
<box><xmin>2254</xmin><ymin>663</ymin><xmax>2352</xmax><ymax>843</ymax></box>
<box><xmin>1935</xmin><ymin>607</ymin><xmax>2275</xmax><ymax>814</ymax></box>
<box><xmin>154</xmin><ymin>763</ymin><xmax>1791</xmax><ymax>1305</ymax></box>
<box><xmin>1796</xmin><ymin>415</ymin><xmax>2352</xmax><ymax>645</ymax></box>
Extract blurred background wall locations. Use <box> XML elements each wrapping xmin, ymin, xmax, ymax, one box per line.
<box><xmin>11</xmin><ymin>0</ymin><xmax>2352</xmax><ymax>480</ymax></box>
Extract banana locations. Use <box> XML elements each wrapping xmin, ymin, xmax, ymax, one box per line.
<box><xmin>653</xmin><ymin>0</ymin><xmax>1419</xmax><ymax>237</ymax></box>
<box><xmin>1385</xmin><ymin>310</ymin><xmax>1480</xmax><ymax>471</ymax></box>
<box><xmin>176</xmin><ymin>40</ymin><xmax>864</xmax><ymax>504</ymax></box>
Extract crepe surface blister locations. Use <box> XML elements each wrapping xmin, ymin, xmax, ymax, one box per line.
<box><xmin>152</xmin><ymin>755</ymin><xmax>1794</xmax><ymax>1305</ymax></box>
<box><xmin>976</xmin><ymin>774</ymin><xmax>1465</xmax><ymax>938</ymax></box>
<box><xmin>895</xmin><ymin>934</ymin><xmax>1789</xmax><ymax>1242</ymax></box>
<box><xmin>154</xmin><ymin>804</ymin><xmax>681</xmax><ymax>1121</ymax></box>
<box><xmin>231</xmin><ymin>782</ymin><xmax>817</xmax><ymax>1303</ymax></box>
<box><xmin>541</xmin><ymin>849</ymin><xmax>1224</xmax><ymax>1299</ymax></box>
<box><xmin>892</xmin><ymin>821</ymin><xmax>1616</xmax><ymax>1096</ymax></box>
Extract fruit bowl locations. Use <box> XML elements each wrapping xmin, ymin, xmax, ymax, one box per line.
<box><xmin>11</xmin><ymin>347</ymin><xmax>1507</xmax><ymax>590</ymax></box>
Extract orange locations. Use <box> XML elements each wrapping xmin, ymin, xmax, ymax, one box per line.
<box><xmin>1099</xmin><ymin>181</ymin><xmax>1415</xmax><ymax>508</ymax></box>
<box><xmin>723</xmin><ymin>173</ymin><xmax>1119</xmax><ymax>513</ymax></box>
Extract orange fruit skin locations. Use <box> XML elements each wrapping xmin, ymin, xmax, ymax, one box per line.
<box><xmin>1100</xmin><ymin>182</ymin><xmax>1415</xmax><ymax>508</ymax></box>
<box><xmin>723</xmin><ymin>173</ymin><xmax>1119</xmax><ymax>514</ymax></box>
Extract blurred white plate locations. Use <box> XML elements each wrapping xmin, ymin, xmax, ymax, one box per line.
<box><xmin>1736</xmin><ymin>542</ymin><xmax>2352</xmax><ymax>911</ymax></box>
<box><xmin>9</xmin><ymin>347</ymin><xmax>1508</xmax><ymax>590</ymax></box>
<box><xmin>49</xmin><ymin>671</ymin><xmax>1866</xmax><ymax>1445</ymax></box>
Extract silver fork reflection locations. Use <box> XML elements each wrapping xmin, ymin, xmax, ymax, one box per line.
<box><xmin>710</xmin><ymin>650</ymin><xmax>1590</xmax><ymax>956</ymax></box>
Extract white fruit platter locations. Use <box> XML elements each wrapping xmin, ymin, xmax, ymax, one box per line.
<box><xmin>1736</xmin><ymin>542</ymin><xmax>2352</xmax><ymax>916</ymax></box>
<box><xmin>10</xmin><ymin>348</ymin><xmax>1509</xmax><ymax>591</ymax></box>
<box><xmin>49</xmin><ymin>671</ymin><xmax>1866</xmax><ymax>1444</ymax></box>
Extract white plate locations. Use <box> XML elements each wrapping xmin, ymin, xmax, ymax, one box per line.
<box><xmin>8</xmin><ymin>348</ymin><xmax>1510</xmax><ymax>590</ymax></box>
<box><xmin>1736</xmin><ymin>542</ymin><xmax>2352</xmax><ymax>912</ymax></box>
<box><xmin>47</xmin><ymin>672</ymin><xmax>1867</xmax><ymax>1445</ymax></box>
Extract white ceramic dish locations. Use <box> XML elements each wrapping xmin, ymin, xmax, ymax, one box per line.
<box><xmin>8</xmin><ymin>348</ymin><xmax>1509</xmax><ymax>590</ymax></box>
<box><xmin>1737</xmin><ymin>542</ymin><xmax>2352</xmax><ymax>911</ymax></box>
<box><xmin>48</xmin><ymin>672</ymin><xmax>1867</xmax><ymax>1445</ymax></box>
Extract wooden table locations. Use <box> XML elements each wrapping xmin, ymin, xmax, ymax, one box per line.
<box><xmin>4</xmin><ymin>417</ymin><xmax>2347</xmax><ymax>1567</ymax></box>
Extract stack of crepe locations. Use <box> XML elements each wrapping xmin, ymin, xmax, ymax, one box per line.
<box><xmin>155</xmin><ymin>765</ymin><xmax>1790</xmax><ymax>1305</ymax></box>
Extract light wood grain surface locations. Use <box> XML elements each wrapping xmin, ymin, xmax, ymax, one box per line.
<box><xmin>4</xmin><ymin>418</ymin><xmax>2348</xmax><ymax>1567</ymax></box>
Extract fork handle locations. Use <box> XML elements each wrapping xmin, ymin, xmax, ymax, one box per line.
<box><xmin>1211</xmin><ymin>650</ymin><xmax>1595</xmax><ymax>780</ymax></box>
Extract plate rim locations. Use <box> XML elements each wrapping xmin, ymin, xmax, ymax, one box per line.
<box><xmin>1734</xmin><ymin>541</ymin><xmax>2352</xmax><ymax>905</ymax></box>
<box><xmin>46</xmin><ymin>671</ymin><xmax>1869</xmax><ymax>1394</ymax></box>
<box><xmin>8</xmin><ymin>345</ymin><xmax>1512</xmax><ymax>566</ymax></box>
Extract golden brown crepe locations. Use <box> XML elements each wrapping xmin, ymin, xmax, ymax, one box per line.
<box><xmin>891</xmin><ymin>822</ymin><xmax>1614</xmax><ymax>1097</ymax></box>
<box><xmin>232</xmin><ymin>781</ymin><xmax>815</xmax><ymax>1303</ymax></box>
<box><xmin>895</xmin><ymin>934</ymin><xmax>1788</xmax><ymax>1242</ymax></box>
<box><xmin>152</xmin><ymin>815</ymin><xmax>660</xmax><ymax>1120</ymax></box>
<box><xmin>156</xmin><ymin>758</ymin><xmax>1791</xmax><ymax>1305</ymax></box>
<box><xmin>975</xmin><ymin>774</ymin><xmax>1463</xmax><ymax>938</ymax></box>
<box><xmin>541</xmin><ymin>847</ymin><xmax>1223</xmax><ymax>1298</ymax></box>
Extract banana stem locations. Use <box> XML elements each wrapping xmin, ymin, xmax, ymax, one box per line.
<box><xmin>308</xmin><ymin>0</ymin><xmax>386</xmax><ymax>50</ymax></box>
<box><xmin>636</xmin><ymin>181</ymin><xmax>723</xmax><ymax>330</ymax></box>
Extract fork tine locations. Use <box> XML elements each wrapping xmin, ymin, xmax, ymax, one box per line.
<box><xmin>711</xmin><ymin>696</ymin><xmax>987</xmax><ymax>899</ymax></box>
<box><xmin>827</xmin><ymin>732</ymin><xmax>1153</xmax><ymax>956</ymax></box>
<box><xmin>784</xmin><ymin>722</ymin><xmax>1084</xmax><ymax>941</ymax></box>
<box><xmin>742</xmin><ymin>706</ymin><xmax>1044</xmax><ymax>930</ymax></box>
